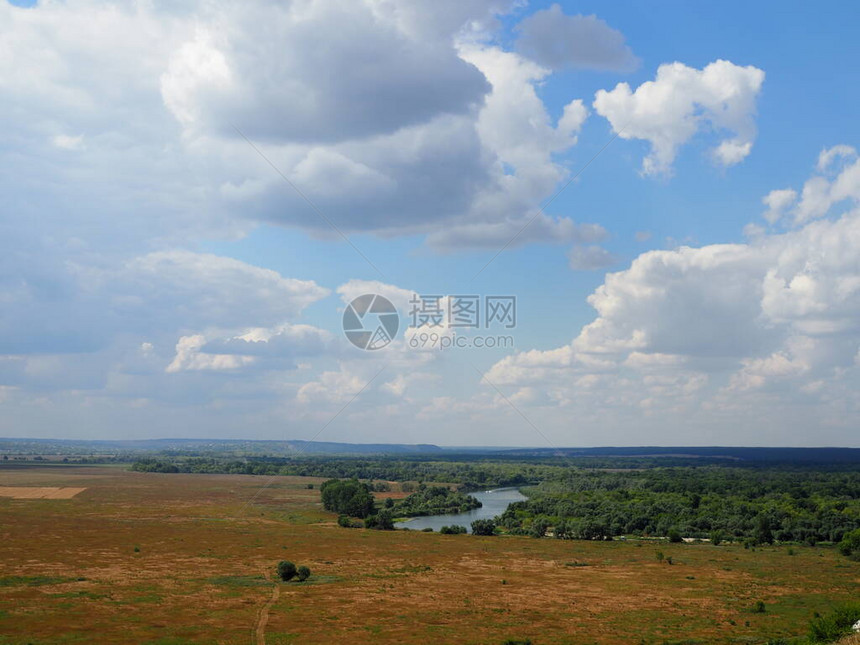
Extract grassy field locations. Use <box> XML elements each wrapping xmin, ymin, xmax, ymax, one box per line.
<box><xmin>0</xmin><ymin>465</ymin><xmax>858</xmax><ymax>644</ymax></box>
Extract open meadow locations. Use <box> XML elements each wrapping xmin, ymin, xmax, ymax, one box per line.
<box><xmin>0</xmin><ymin>464</ymin><xmax>858</xmax><ymax>644</ymax></box>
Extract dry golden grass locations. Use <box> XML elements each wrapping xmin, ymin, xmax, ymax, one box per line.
<box><xmin>0</xmin><ymin>486</ymin><xmax>86</xmax><ymax>499</ymax></box>
<box><xmin>835</xmin><ymin>633</ymin><xmax>860</xmax><ymax>645</ymax></box>
<box><xmin>0</xmin><ymin>465</ymin><xmax>858</xmax><ymax>644</ymax></box>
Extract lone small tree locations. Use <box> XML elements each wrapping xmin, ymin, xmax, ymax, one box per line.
<box><xmin>277</xmin><ymin>560</ymin><xmax>297</xmax><ymax>582</ymax></box>
<box><xmin>296</xmin><ymin>565</ymin><xmax>311</xmax><ymax>582</ymax></box>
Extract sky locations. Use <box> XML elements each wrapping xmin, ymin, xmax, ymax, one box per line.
<box><xmin>1</xmin><ymin>0</ymin><xmax>859</xmax><ymax>447</ymax></box>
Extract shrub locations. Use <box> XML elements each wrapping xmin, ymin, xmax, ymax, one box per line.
<box><xmin>296</xmin><ymin>566</ymin><xmax>310</xmax><ymax>582</ymax></box>
<box><xmin>656</xmin><ymin>551</ymin><xmax>664</xmax><ymax>563</ymax></box>
<box><xmin>277</xmin><ymin>560</ymin><xmax>297</xmax><ymax>582</ymax></box>
<box><xmin>471</xmin><ymin>519</ymin><xmax>496</xmax><ymax>536</ymax></box>
<box><xmin>667</xmin><ymin>528</ymin><xmax>683</xmax><ymax>543</ymax></box>
<box><xmin>808</xmin><ymin>602</ymin><xmax>860</xmax><ymax>642</ymax></box>
<box><xmin>838</xmin><ymin>528</ymin><xmax>860</xmax><ymax>559</ymax></box>
<box><xmin>529</xmin><ymin>518</ymin><xmax>550</xmax><ymax>538</ymax></box>
<box><xmin>337</xmin><ymin>514</ymin><xmax>353</xmax><ymax>528</ymax></box>
<box><xmin>750</xmin><ymin>600</ymin><xmax>766</xmax><ymax>614</ymax></box>
<box><xmin>421</xmin><ymin>527</ymin><xmax>434</xmax><ymax>532</ymax></box>
<box><xmin>710</xmin><ymin>531</ymin><xmax>724</xmax><ymax>546</ymax></box>
<box><xmin>439</xmin><ymin>525</ymin><xmax>467</xmax><ymax>535</ymax></box>
<box><xmin>365</xmin><ymin>510</ymin><xmax>394</xmax><ymax>531</ymax></box>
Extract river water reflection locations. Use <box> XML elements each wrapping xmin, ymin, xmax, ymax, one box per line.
<box><xmin>394</xmin><ymin>487</ymin><xmax>526</xmax><ymax>533</ymax></box>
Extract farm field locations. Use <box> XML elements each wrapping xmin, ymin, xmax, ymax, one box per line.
<box><xmin>0</xmin><ymin>465</ymin><xmax>858</xmax><ymax>644</ymax></box>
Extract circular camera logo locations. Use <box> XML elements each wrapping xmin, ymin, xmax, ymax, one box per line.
<box><xmin>342</xmin><ymin>293</ymin><xmax>399</xmax><ymax>351</ymax></box>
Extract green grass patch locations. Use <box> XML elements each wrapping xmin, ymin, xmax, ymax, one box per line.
<box><xmin>206</xmin><ymin>575</ymin><xmax>271</xmax><ymax>588</ymax></box>
<box><xmin>0</xmin><ymin>576</ymin><xmax>77</xmax><ymax>588</ymax></box>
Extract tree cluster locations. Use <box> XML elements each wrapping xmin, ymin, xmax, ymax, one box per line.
<box><xmin>393</xmin><ymin>484</ymin><xmax>481</xmax><ymax>517</ymax></box>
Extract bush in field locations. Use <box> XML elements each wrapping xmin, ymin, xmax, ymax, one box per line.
<box><xmin>710</xmin><ymin>530</ymin><xmax>724</xmax><ymax>546</ymax></box>
<box><xmin>277</xmin><ymin>561</ymin><xmax>297</xmax><ymax>582</ymax></box>
<box><xmin>296</xmin><ymin>566</ymin><xmax>311</xmax><ymax>582</ymax></box>
<box><xmin>471</xmin><ymin>519</ymin><xmax>496</xmax><ymax>536</ymax></box>
<box><xmin>439</xmin><ymin>525</ymin><xmax>467</xmax><ymax>535</ymax></box>
<box><xmin>529</xmin><ymin>518</ymin><xmax>550</xmax><ymax>538</ymax></box>
<box><xmin>838</xmin><ymin>528</ymin><xmax>860</xmax><ymax>559</ymax></box>
<box><xmin>365</xmin><ymin>509</ymin><xmax>394</xmax><ymax>531</ymax></box>
<box><xmin>808</xmin><ymin>602</ymin><xmax>860</xmax><ymax>642</ymax></box>
<box><xmin>337</xmin><ymin>514</ymin><xmax>354</xmax><ymax>528</ymax></box>
<box><xmin>667</xmin><ymin>528</ymin><xmax>683</xmax><ymax>543</ymax></box>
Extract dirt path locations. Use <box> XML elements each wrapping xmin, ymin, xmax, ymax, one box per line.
<box><xmin>255</xmin><ymin>582</ymin><xmax>280</xmax><ymax>645</ymax></box>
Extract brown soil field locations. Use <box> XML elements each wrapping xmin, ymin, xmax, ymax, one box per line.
<box><xmin>0</xmin><ymin>465</ymin><xmax>858</xmax><ymax>644</ymax></box>
<box><xmin>0</xmin><ymin>487</ymin><xmax>87</xmax><ymax>499</ymax></box>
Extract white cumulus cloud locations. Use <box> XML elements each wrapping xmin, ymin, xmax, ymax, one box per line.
<box><xmin>593</xmin><ymin>60</ymin><xmax>765</xmax><ymax>176</ymax></box>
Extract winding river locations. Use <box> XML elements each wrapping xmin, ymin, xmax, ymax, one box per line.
<box><xmin>394</xmin><ymin>487</ymin><xmax>527</xmax><ymax>533</ymax></box>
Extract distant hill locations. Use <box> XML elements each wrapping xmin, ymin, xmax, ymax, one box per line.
<box><xmin>0</xmin><ymin>437</ymin><xmax>444</xmax><ymax>456</ymax></box>
<box><xmin>1</xmin><ymin>438</ymin><xmax>859</xmax><ymax>463</ymax></box>
<box><xmin>493</xmin><ymin>445</ymin><xmax>860</xmax><ymax>464</ymax></box>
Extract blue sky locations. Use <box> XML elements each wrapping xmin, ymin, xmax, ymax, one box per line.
<box><xmin>2</xmin><ymin>0</ymin><xmax>859</xmax><ymax>446</ymax></box>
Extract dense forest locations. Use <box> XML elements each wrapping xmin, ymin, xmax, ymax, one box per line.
<box><xmin>499</xmin><ymin>468</ymin><xmax>860</xmax><ymax>544</ymax></box>
<box><xmin>130</xmin><ymin>456</ymin><xmax>553</xmax><ymax>488</ymax></box>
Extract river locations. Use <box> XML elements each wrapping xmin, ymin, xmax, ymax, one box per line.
<box><xmin>394</xmin><ymin>487</ymin><xmax>527</xmax><ymax>533</ymax></box>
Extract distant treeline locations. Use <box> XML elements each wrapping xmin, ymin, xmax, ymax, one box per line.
<box><xmin>129</xmin><ymin>456</ymin><xmax>550</xmax><ymax>488</ymax></box>
<box><xmin>499</xmin><ymin>467</ymin><xmax>860</xmax><ymax>544</ymax></box>
<box><xmin>129</xmin><ymin>455</ymin><xmax>860</xmax><ymax>543</ymax></box>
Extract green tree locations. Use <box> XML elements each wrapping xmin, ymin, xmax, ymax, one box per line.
<box><xmin>366</xmin><ymin>510</ymin><xmax>394</xmax><ymax>530</ymax></box>
<box><xmin>296</xmin><ymin>566</ymin><xmax>311</xmax><ymax>582</ymax></box>
<box><xmin>320</xmin><ymin>479</ymin><xmax>375</xmax><ymax>518</ymax></box>
<box><xmin>754</xmin><ymin>515</ymin><xmax>774</xmax><ymax>545</ymax></box>
<box><xmin>529</xmin><ymin>518</ymin><xmax>550</xmax><ymax>538</ymax></box>
<box><xmin>471</xmin><ymin>519</ymin><xmax>496</xmax><ymax>536</ymax></box>
<box><xmin>838</xmin><ymin>528</ymin><xmax>860</xmax><ymax>558</ymax></box>
<box><xmin>277</xmin><ymin>560</ymin><xmax>297</xmax><ymax>582</ymax></box>
<box><xmin>667</xmin><ymin>528</ymin><xmax>683</xmax><ymax>543</ymax></box>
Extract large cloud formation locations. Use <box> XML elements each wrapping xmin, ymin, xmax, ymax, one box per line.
<box><xmin>0</xmin><ymin>0</ymin><xmax>629</xmax><ymax>253</ymax></box>
<box><xmin>484</xmin><ymin>147</ymin><xmax>860</xmax><ymax>442</ymax></box>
